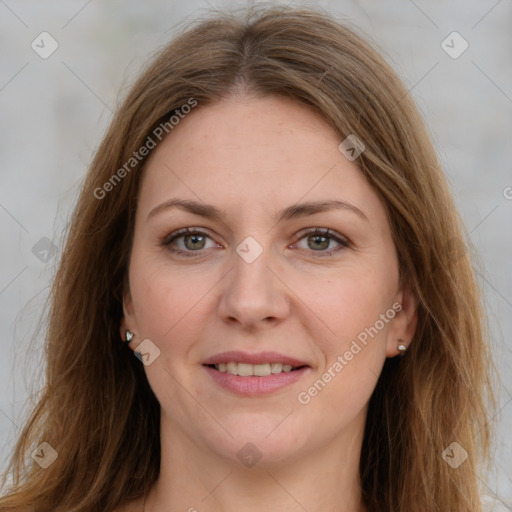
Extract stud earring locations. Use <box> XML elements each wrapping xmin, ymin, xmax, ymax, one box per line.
<box><xmin>124</xmin><ymin>330</ymin><xmax>134</xmax><ymax>345</ymax></box>
<box><xmin>397</xmin><ymin>339</ymin><xmax>407</xmax><ymax>356</ymax></box>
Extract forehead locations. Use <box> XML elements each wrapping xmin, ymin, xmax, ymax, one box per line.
<box><xmin>137</xmin><ymin>95</ymin><xmax>384</xmax><ymax>225</ymax></box>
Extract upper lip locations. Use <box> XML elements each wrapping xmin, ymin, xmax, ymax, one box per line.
<box><xmin>202</xmin><ymin>351</ymin><xmax>310</xmax><ymax>367</ymax></box>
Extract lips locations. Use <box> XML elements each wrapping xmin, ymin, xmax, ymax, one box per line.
<box><xmin>202</xmin><ymin>351</ymin><xmax>312</xmax><ymax>395</ymax></box>
<box><xmin>203</xmin><ymin>364</ymin><xmax>311</xmax><ymax>396</ymax></box>
<box><xmin>202</xmin><ymin>350</ymin><xmax>310</xmax><ymax>367</ymax></box>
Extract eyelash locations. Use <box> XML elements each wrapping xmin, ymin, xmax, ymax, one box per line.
<box><xmin>162</xmin><ymin>227</ymin><xmax>350</xmax><ymax>258</ymax></box>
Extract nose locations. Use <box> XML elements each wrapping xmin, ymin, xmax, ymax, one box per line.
<box><xmin>216</xmin><ymin>243</ymin><xmax>290</xmax><ymax>330</ymax></box>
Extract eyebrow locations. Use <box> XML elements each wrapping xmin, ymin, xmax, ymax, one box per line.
<box><xmin>147</xmin><ymin>198</ymin><xmax>368</xmax><ymax>223</ymax></box>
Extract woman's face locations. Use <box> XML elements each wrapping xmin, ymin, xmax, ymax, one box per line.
<box><xmin>122</xmin><ymin>94</ymin><xmax>416</xmax><ymax>467</ymax></box>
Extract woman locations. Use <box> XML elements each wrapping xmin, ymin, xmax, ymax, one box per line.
<box><xmin>0</xmin><ymin>6</ymin><xmax>498</xmax><ymax>511</ymax></box>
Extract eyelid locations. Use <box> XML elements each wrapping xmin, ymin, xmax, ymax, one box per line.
<box><xmin>291</xmin><ymin>227</ymin><xmax>350</xmax><ymax>257</ymax></box>
<box><xmin>295</xmin><ymin>227</ymin><xmax>349</xmax><ymax>243</ymax></box>
<box><xmin>161</xmin><ymin>227</ymin><xmax>216</xmax><ymax>246</ymax></box>
<box><xmin>161</xmin><ymin>227</ymin><xmax>221</xmax><ymax>257</ymax></box>
<box><xmin>162</xmin><ymin>226</ymin><xmax>350</xmax><ymax>257</ymax></box>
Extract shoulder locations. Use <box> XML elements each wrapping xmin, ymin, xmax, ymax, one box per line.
<box><xmin>481</xmin><ymin>494</ymin><xmax>512</xmax><ymax>512</ymax></box>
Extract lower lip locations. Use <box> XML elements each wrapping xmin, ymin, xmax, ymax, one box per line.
<box><xmin>203</xmin><ymin>365</ymin><xmax>310</xmax><ymax>396</ymax></box>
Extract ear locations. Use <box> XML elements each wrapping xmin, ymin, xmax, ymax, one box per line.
<box><xmin>119</xmin><ymin>282</ymin><xmax>137</xmax><ymax>349</ymax></box>
<box><xmin>385</xmin><ymin>285</ymin><xmax>418</xmax><ymax>358</ymax></box>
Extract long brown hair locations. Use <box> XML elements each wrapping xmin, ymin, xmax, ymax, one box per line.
<box><xmin>0</xmin><ymin>6</ymin><xmax>496</xmax><ymax>511</ymax></box>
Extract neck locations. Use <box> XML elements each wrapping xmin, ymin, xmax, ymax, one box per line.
<box><xmin>145</xmin><ymin>410</ymin><xmax>368</xmax><ymax>512</ymax></box>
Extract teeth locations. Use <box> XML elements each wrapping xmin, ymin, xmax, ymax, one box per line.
<box><xmin>214</xmin><ymin>362</ymin><xmax>297</xmax><ymax>376</ymax></box>
<box><xmin>237</xmin><ymin>363</ymin><xmax>256</xmax><ymax>376</ymax></box>
<box><xmin>253</xmin><ymin>363</ymin><xmax>272</xmax><ymax>376</ymax></box>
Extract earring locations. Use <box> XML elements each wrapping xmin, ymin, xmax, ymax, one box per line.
<box><xmin>397</xmin><ymin>339</ymin><xmax>407</xmax><ymax>356</ymax></box>
<box><xmin>124</xmin><ymin>330</ymin><xmax>134</xmax><ymax>345</ymax></box>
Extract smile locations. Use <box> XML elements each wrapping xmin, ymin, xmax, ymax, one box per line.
<box><xmin>203</xmin><ymin>364</ymin><xmax>311</xmax><ymax>396</ymax></box>
<box><xmin>207</xmin><ymin>362</ymin><xmax>305</xmax><ymax>376</ymax></box>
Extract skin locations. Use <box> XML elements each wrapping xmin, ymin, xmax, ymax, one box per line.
<box><xmin>120</xmin><ymin>94</ymin><xmax>417</xmax><ymax>512</ymax></box>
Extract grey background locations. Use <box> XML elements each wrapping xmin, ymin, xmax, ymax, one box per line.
<box><xmin>0</xmin><ymin>0</ymin><xmax>511</xmax><ymax>505</ymax></box>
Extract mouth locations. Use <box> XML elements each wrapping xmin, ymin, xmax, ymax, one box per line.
<box><xmin>201</xmin><ymin>350</ymin><xmax>311</xmax><ymax>395</ymax></box>
<box><xmin>202</xmin><ymin>352</ymin><xmax>312</xmax><ymax>396</ymax></box>
<box><xmin>204</xmin><ymin>362</ymin><xmax>308</xmax><ymax>376</ymax></box>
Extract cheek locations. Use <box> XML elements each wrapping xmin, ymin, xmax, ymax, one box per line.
<box><xmin>128</xmin><ymin>247</ymin><xmax>225</xmax><ymax>351</ymax></box>
<box><xmin>295</xmin><ymin>272</ymin><xmax>391</xmax><ymax>413</ymax></box>
<box><xmin>294</xmin><ymin>265</ymin><xmax>396</xmax><ymax>417</ymax></box>
<box><xmin>292</xmin><ymin>265</ymin><xmax>396</xmax><ymax>352</ymax></box>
